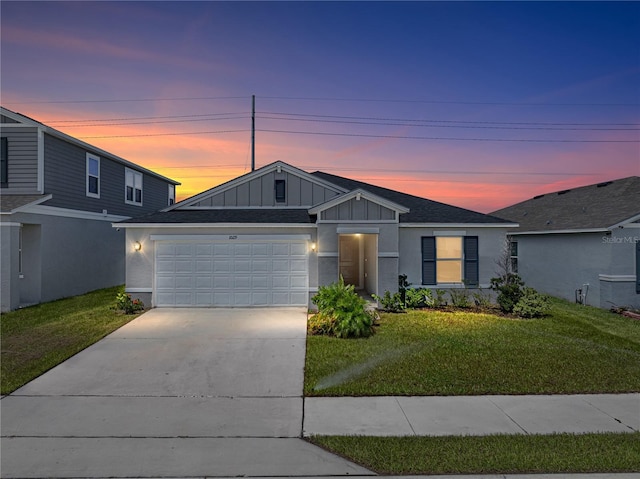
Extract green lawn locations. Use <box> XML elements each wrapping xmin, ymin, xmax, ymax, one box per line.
<box><xmin>305</xmin><ymin>297</ymin><xmax>640</xmax><ymax>396</ymax></box>
<box><xmin>309</xmin><ymin>433</ymin><xmax>640</xmax><ymax>475</ymax></box>
<box><xmin>1</xmin><ymin>286</ymin><xmax>140</xmax><ymax>395</ymax></box>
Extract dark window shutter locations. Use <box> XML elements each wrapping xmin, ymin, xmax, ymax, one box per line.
<box><xmin>422</xmin><ymin>237</ymin><xmax>436</xmax><ymax>285</ymax></box>
<box><xmin>464</xmin><ymin>236</ymin><xmax>479</xmax><ymax>287</ymax></box>
<box><xmin>0</xmin><ymin>137</ymin><xmax>7</xmax><ymax>185</ymax></box>
<box><xmin>636</xmin><ymin>240</ymin><xmax>640</xmax><ymax>294</ymax></box>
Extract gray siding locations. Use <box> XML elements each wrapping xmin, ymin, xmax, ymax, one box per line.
<box><xmin>43</xmin><ymin>133</ymin><xmax>171</xmax><ymax>216</ymax></box>
<box><xmin>0</xmin><ymin>127</ymin><xmax>39</xmax><ymax>193</ymax></box>
<box><xmin>190</xmin><ymin>171</ymin><xmax>339</xmax><ymax>207</ymax></box>
<box><xmin>321</xmin><ymin>198</ymin><xmax>395</xmax><ymax>221</ymax></box>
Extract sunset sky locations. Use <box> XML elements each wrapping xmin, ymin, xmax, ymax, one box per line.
<box><xmin>2</xmin><ymin>1</ymin><xmax>638</xmax><ymax>213</ymax></box>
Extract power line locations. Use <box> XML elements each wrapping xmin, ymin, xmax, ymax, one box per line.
<box><xmin>258</xmin><ymin>115</ymin><xmax>638</xmax><ymax>132</ymax></box>
<box><xmin>5</xmin><ymin>96</ymin><xmax>248</xmax><ymax>105</ymax></box>
<box><xmin>259</xmin><ymin>111</ymin><xmax>638</xmax><ymax>127</ymax></box>
<box><xmin>257</xmin><ymin>128</ymin><xmax>639</xmax><ymax>143</ymax></box>
<box><xmin>260</xmin><ymin>95</ymin><xmax>640</xmax><ymax>107</ymax></box>
<box><xmin>48</xmin><ymin>112</ymin><xmax>249</xmax><ymax>123</ymax></box>
<box><xmin>77</xmin><ymin>129</ymin><xmax>249</xmax><ymax>139</ymax></box>
<box><xmin>51</xmin><ymin>115</ymin><xmax>248</xmax><ymax>128</ymax></box>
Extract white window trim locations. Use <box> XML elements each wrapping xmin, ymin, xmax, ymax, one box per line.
<box><xmin>125</xmin><ymin>168</ymin><xmax>143</xmax><ymax>206</ymax></box>
<box><xmin>86</xmin><ymin>153</ymin><xmax>100</xmax><ymax>199</ymax></box>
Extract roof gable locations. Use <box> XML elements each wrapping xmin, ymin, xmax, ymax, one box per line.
<box><xmin>309</xmin><ymin>188</ymin><xmax>409</xmax><ymax>222</ymax></box>
<box><xmin>491</xmin><ymin>176</ymin><xmax>640</xmax><ymax>232</ymax></box>
<box><xmin>169</xmin><ymin>161</ymin><xmax>347</xmax><ymax>210</ymax></box>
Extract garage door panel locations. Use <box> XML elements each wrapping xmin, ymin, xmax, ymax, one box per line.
<box><xmin>213</xmin><ymin>260</ymin><xmax>231</xmax><ymax>272</ymax></box>
<box><xmin>175</xmin><ymin>261</ymin><xmax>193</xmax><ymax>273</ymax></box>
<box><xmin>252</xmin><ymin>276</ymin><xmax>269</xmax><ymax>288</ymax></box>
<box><xmin>290</xmin><ymin>275</ymin><xmax>307</xmax><ymax>288</ymax></box>
<box><xmin>155</xmin><ymin>240</ymin><xmax>308</xmax><ymax>307</ymax></box>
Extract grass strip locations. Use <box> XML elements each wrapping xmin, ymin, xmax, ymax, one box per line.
<box><xmin>1</xmin><ymin>286</ymin><xmax>139</xmax><ymax>394</ymax></box>
<box><xmin>309</xmin><ymin>432</ymin><xmax>640</xmax><ymax>475</ymax></box>
<box><xmin>305</xmin><ymin>297</ymin><xmax>640</xmax><ymax>396</ymax></box>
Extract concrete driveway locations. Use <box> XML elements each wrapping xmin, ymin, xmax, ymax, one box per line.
<box><xmin>1</xmin><ymin>308</ymin><xmax>371</xmax><ymax>478</ymax></box>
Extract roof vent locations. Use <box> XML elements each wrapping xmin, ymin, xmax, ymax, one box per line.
<box><xmin>557</xmin><ymin>189</ymin><xmax>570</xmax><ymax>195</ymax></box>
<box><xmin>596</xmin><ymin>181</ymin><xmax>613</xmax><ymax>188</ymax></box>
<box><xmin>546</xmin><ymin>220</ymin><xmax>552</xmax><ymax>225</ymax></box>
<box><xmin>533</xmin><ymin>194</ymin><xmax>545</xmax><ymax>199</ymax></box>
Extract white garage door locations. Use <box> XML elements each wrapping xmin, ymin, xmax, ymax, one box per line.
<box><xmin>154</xmin><ymin>240</ymin><xmax>309</xmax><ymax>307</ymax></box>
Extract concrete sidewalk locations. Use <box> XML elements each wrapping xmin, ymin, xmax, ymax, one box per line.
<box><xmin>304</xmin><ymin>393</ymin><xmax>640</xmax><ymax>436</ymax></box>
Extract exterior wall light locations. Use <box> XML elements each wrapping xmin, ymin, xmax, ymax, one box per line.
<box><xmin>311</xmin><ymin>242</ymin><xmax>317</xmax><ymax>252</ymax></box>
<box><xmin>134</xmin><ymin>241</ymin><xmax>142</xmax><ymax>252</ymax></box>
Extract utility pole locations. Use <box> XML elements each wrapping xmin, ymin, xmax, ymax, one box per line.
<box><xmin>251</xmin><ymin>94</ymin><xmax>255</xmax><ymax>171</ymax></box>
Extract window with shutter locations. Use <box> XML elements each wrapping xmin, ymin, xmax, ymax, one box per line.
<box><xmin>421</xmin><ymin>237</ymin><xmax>436</xmax><ymax>285</ymax></box>
<box><xmin>464</xmin><ymin>236</ymin><xmax>479</xmax><ymax>287</ymax></box>
<box><xmin>421</xmin><ymin>235</ymin><xmax>480</xmax><ymax>286</ymax></box>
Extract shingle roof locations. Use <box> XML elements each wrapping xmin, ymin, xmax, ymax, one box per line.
<box><xmin>117</xmin><ymin>209</ymin><xmax>315</xmax><ymax>224</ymax></box>
<box><xmin>491</xmin><ymin>176</ymin><xmax>640</xmax><ymax>232</ymax></box>
<box><xmin>0</xmin><ymin>194</ymin><xmax>51</xmax><ymax>213</ymax></box>
<box><xmin>311</xmin><ymin>171</ymin><xmax>511</xmax><ymax>224</ymax></box>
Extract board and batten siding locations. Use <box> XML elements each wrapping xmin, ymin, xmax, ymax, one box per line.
<box><xmin>43</xmin><ymin>134</ymin><xmax>171</xmax><ymax>216</ymax></box>
<box><xmin>191</xmin><ymin>171</ymin><xmax>339</xmax><ymax>207</ymax></box>
<box><xmin>320</xmin><ymin>197</ymin><xmax>395</xmax><ymax>221</ymax></box>
<box><xmin>0</xmin><ymin>127</ymin><xmax>39</xmax><ymax>193</ymax></box>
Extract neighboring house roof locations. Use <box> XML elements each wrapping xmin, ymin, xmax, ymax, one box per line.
<box><xmin>0</xmin><ymin>107</ymin><xmax>180</xmax><ymax>186</ymax></box>
<box><xmin>491</xmin><ymin>176</ymin><xmax>640</xmax><ymax>233</ymax></box>
<box><xmin>118</xmin><ymin>208</ymin><xmax>315</xmax><ymax>224</ymax></box>
<box><xmin>0</xmin><ymin>194</ymin><xmax>52</xmax><ymax>213</ymax></box>
<box><xmin>311</xmin><ymin>171</ymin><xmax>512</xmax><ymax>224</ymax></box>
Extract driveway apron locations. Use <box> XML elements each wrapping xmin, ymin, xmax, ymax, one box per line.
<box><xmin>1</xmin><ymin>308</ymin><xmax>371</xmax><ymax>478</ymax></box>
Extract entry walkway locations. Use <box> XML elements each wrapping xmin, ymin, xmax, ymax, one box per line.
<box><xmin>304</xmin><ymin>393</ymin><xmax>640</xmax><ymax>436</ymax></box>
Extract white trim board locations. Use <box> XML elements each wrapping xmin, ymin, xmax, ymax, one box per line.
<box><xmin>599</xmin><ymin>274</ymin><xmax>636</xmax><ymax>283</ymax></box>
<box><xmin>115</xmin><ymin>223</ymin><xmax>317</xmax><ymax>229</ymax></box>
<box><xmin>16</xmin><ymin>204</ymin><xmax>129</xmax><ymax>222</ymax></box>
<box><xmin>149</xmin><ymin>234</ymin><xmax>311</xmax><ymax>242</ymax></box>
<box><xmin>400</xmin><ymin>223</ymin><xmax>518</xmax><ymax>228</ymax></box>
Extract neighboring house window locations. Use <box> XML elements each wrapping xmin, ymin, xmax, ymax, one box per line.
<box><xmin>275</xmin><ymin>179</ymin><xmax>286</xmax><ymax>203</ymax></box>
<box><xmin>86</xmin><ymin>153</ymin><xmax>100</xmax><ymax>198</ymax></box>
<box><xmin>168</xmin><ymin>184</ymin><xmax>175</xmax><ymax>205</ymax></box>
<box><xmin>1</xmin><ymin>137</ymin><xmax>8</xmax><ymax>186</ymax></box>
<box><xmin>510</xmin><ymin>240</ymin><xmax>518</xmax><ymax>273</ymax></box>
<box><xmin>125</xmin><ymin>168</ymin><xmax>143</xmax><ymax>206</ymax></box>
<box><xmin>422</xmin><ymin>236</ymin><xmax>479</xmax><ymax>286</ymax></box>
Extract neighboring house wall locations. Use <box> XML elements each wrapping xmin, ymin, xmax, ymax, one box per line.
<box><xmin>398</xmin><ymin>227</ymin><xmax>507</xmax><ymax>289</ymax></box>
<box><xmin>0</xmin><ymin>126</ymin><xmax>40</xmax><ymax>194</ymax></box>
<box><xmin>514</xmin><ymin>232</ymin><xmax>609</xmax><ymax>307</ymax></box>
<box><xmin>0</xmin><ymin>223</ymin><xmax>20</xmax><ymax>311</ymax></box>
<box><xmin>190</xmin><ymin>171</ymin><xmax>340</xmax><ymax>207</ymax></box>
<box><xmin>4</xmin><ymin>212</ymin><xmax>126</xmax><ymax>308</ymax></box>
<box><xmin>43</xmin><ymin>134</ymin><xmax>172</xmax><ymax>216</ymax></box>
<box><xmin>599</xmin><ymin>228</ymin><xmax>639</xmax><ymax>309</ymax></box>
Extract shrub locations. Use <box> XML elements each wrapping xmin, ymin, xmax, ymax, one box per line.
<box><xmin>311</xmin><ymin>277</ymin><xmax>375</xmax><ymax>338</ymax></box>
<box><xmin>398</xmin><ymin>274</ymin><xmax>410</xmax><ymax>306</ymax></box>
<box><xmin>472</xmin><ymin>290</ymin><xmax>493</xmax><ymax>308</ymax></box>
<box><xmin>513</xmin><ymin>287</ymin><xmax>550</xmax><ymax>318</ymax></box>
<box><xmin>405</xmin><ymin>288</ymin><xmax>434</xmax><ymax>309</ymax></box>
<box><xmin>449</xmin><ymin>289</ymin><xmax>471</xmax><ymax>308</ymax></box>
<box><xmin>433</xmin><ymin>289</ymin><xmax>448</xmax><ymax>307</ymax></box>
<box><xmin>490</xmin><ymin>273</ymin><xmax>525</xmax><ymax>313</ymax></box>
<box><xmin>307</xmin><ymin>312</ymin><xmax>337</xmax><ymax>336</ymax></box>
<box><xmin>372</xmin><ymin>291</ymin><xmax>406</xmax><ymax>313</ymax></box>
<box><xmin>115</xmin><ymin>292</ymin><xmax>145</xmax><ymax>314</ymax></box>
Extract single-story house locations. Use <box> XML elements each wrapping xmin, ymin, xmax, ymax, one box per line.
<box><xmin>492</xmin><ymin>176</ymin><xmax>640</xmax><ymax>309</ymax></box>
<box><xmin>0</xmin><ymin>106</ymin><xmax>179</xmax><ymax>312</ymax></box>
<box><xmin>117</xmin><ymin>161</ymin><xmax>516</xmax><ymax>308</ymax></box>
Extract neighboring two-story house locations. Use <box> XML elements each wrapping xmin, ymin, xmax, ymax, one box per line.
<box><xmin>0</xmin><ymin>106</ymin><xmax>179</xmax><ymax>312</ymax></box>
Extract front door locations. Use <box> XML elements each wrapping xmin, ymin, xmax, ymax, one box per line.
<box><xmin>339</xmin><ymin>235</ymin><xmax>360</xmax><ymax>287</ymax></box>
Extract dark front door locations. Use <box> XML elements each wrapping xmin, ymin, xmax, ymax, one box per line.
<box><xmin>339</xmin><ymin>235</ymin><xmax>360</xmax><ymax>287</ymax></box>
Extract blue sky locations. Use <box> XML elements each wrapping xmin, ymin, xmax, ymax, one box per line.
<box><xmin>2</xmin><ymin>1</ymin><xmax>638</xmax><ymax>212</ymax></box>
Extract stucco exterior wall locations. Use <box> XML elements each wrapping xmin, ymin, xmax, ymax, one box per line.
<box><xmin>1</xmin><ymin>213</ymin><xmax>125</xmax><ymax>311</ymax></box>
<box><xmin>398</xmin><ymin>226</ymin><xmax>507</xmax><ymax>289</ymax></box>
<box><xmin>515</xmin><ymin>232</ymin><xmax>610</xmax><ymax>307</ymax></box>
